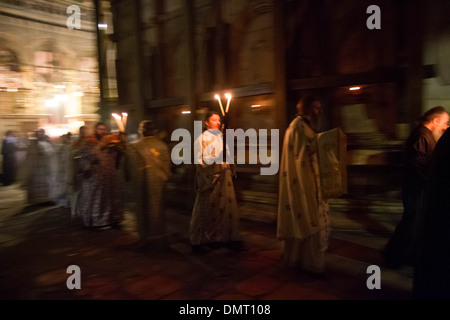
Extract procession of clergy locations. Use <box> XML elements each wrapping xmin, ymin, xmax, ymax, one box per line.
<box><xmin>3</xmin><ymin>97</ymin><xmax>450</xmax><ymax>300</ymax></box>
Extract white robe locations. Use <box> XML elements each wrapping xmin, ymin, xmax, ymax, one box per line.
<box><xmin>189</xmin><ymin>129</ymin><xmax>241</xmax><ymax>245</ymax></box>
<box><xmin>22</xmin><ymin>140</ymin><xmax>57</xmax><ymax>204</ymax></box>
<box><xmin>277</xmin><ymin>117</ymin><xmax>330</xmax><ymax>273</ymax></box>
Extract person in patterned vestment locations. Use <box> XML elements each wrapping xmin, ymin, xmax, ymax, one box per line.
<box><xmin>189</xmin><ymin>112</ymin><xmax>242</xmax><ymax>254</ymax></box>
<box><xmin>277</xmin><ymin>96</ymin><xmax>330</xmax><ymax>274</ymax></box>
<box><xmin>77</xmin><ymin>122</ymin><xmax>124</xmax><ymax>228</ymax></box>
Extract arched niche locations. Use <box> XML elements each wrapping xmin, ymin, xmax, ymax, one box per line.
<box><xmin>0</xmin><ymin>44</ymin><xmax>24</xmax><ymax>88</ymax></box>
<box><xmin>229</xmin><ymin>1</ymin><xmax>274</xmax><ymax>87</ymax></box>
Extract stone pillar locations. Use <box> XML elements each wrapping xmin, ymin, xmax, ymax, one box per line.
<box><xmin>109</xmin><ymin>0</ymin><xmax>145</xmax><ymax>133</ymax></box>
<box><xmin>184</xmin><ymin>0</ymin><xmax>197</xmax><ymax>207</ymax></box>
<box><xmin>404</xmin><ymin>0</ymin><xmax>426</xmax><ymax>126</ymax></box>
<box><xmin>185</xmin><ymin>0</ymin><xmax>197</xmax><ymax>128</ymax></box>
<box><xmin>154</xmin><ymin>0</ymin><xmax>167</xmax><ymax>99</ymax></box>
<box><xmin>214</xmin><ymin>0</ymin><xmax>227</xmax><ymax>90</ymax></box>
<box><xmin>273</xmin><ymin>0</ymin><xmax>287</xmax><ymax>137</ymax></box>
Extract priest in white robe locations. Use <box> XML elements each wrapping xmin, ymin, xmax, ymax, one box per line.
<box><xmin>277</xmin><ymin>96</ymin><xmax>331</xmax><ymax>274</ymax></box>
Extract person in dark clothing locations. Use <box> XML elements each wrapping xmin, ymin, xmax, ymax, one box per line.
<box><xmin>414</xmin><ymin>126</ymin><xmax>450</xmax><ymax>299</ymax></box>
<box><xmin>383</xmin><ymin>106</ymin><xmax>449</xmax><ymax>269</ymax></box>
<box><xmin>2</xmin><ymin>130</ymin><xmax>18</xmax><ymax>186</ymax></box>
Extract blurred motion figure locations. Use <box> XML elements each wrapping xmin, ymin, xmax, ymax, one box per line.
<box><xmin>383</xmin><ymin>106</ymin><xmax>449</xmax><ymax>268</ymax></box>
<box><xmin>22</xmin><ymin>129</ymin><xmax>57</xmax><ymax>205</ymax></box>
<box><xmin>2</xmin><ymin>130</ymin><xmax>18</xmax><ymax>186</ymax></box>
<box><xmin>126</xmin><ymin>120</ymin><xmax>172</xmax><ymax>249</ymax></box>
<box><xmin>414</xmin><ymin>122</ymin><xmax>450</xmax><ymax>299</ymax></box>
<box><xmin>67</xmin><ymin>126</ymin><xmax>88</xmax><ymax>217</ymax></box>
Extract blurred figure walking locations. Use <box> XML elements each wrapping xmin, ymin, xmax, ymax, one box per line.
<box><xmin>54</xmin><ymin>133</ymin><xmax>72</xmax><ymax>208</ymax></box>
<box><xmin>383</xmin><ymin>106</ymin><xmax>449</xmax><ymax>269</ymax></box>
<box><xmin>1</xmin><ymin>130</ymin><xmax>18</xmax><ymax>186</ymax></box>
<box><xmin>126</xmin><ymin>120</ymin><xmax>172</xmax><ymax>249</ymax></box>
<box><xmin>67</xmin><ymin>126</ymin><xmax>88</xmax><ymax>217</ymax></box>
<box><xmin>22</xmin><ymin>129</ymin><xmax>57</xmax><ymax>205</ymax></box>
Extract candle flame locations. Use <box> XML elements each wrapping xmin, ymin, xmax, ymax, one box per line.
<box><xmin>225</xmin><ymin>93</ymin><xmax>232</xmax><ymax>113</ymax></box>
<box><xmin>112</xmin><ymin>113</ymin><xmax>125</xmax><ymax>132</ymax></box>
<box><xmin>215</xmin><ymin>94</ymin><xmax>225</xmax><ymax>116</ymax></box>
<box><xmin>121</xmin><ymin>112</ymin><xmax>128</xmax><ymax>129</ymax></box>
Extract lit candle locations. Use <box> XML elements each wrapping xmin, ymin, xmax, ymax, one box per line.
<box><xmin>122</xmin><ymin>112</ymin><xmax>128</xmax><ymax>130</ymax></box>
<box><xmin>215</xmin><ymin>94</ymin><xmax>225</xmax><ymax>117</ymax></box>
<box><xmin>112</xmin><ymin>113</ymin><xmax>125</xmax><ymax>132</ymax></box>
<box><xmin>225</xmin><ymin>93</ymin><xmax>232</xmax><ymax>114</ymax></box>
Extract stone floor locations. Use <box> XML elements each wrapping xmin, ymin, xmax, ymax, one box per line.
<box><xmin>0</xmin><ymin>183</ymin><xmax>413</xmax><ymax>302</ymax></box>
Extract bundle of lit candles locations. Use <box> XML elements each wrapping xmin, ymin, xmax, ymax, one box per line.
<box><xmin>111</xmin><ymin>112</ymin><xmax>127</xmax><ymax>133</ymax></box>
<box><xmin>215</xmin><ymin>93</ymin><xmax>232</xmax><ymax>116</ymax></box>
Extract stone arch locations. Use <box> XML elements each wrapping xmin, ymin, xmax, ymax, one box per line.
<box><xmin>229</xmin><ymin>1</ymin><xmax>274</xmax><ymax>86</ymax></box>
<box><xmin>31</xmin><ymin>39</ymin><xmax>78</xmax><ymax>70</ymax></box>
<box><xmin>0</xmin><ymin>47</ymin><xmax>20</xmax><ymax>71</ymax></box>
<box><xmin>0</xmin><ymin>33</ymin><xmax>26</xmax><ymax>66</ymax></box>
<box><xmin>26</xmin><ymin>38</ymin><xmax>80</xmax><ymax>85</ymax></box>
<box><xmin>0</xmin><ymin>35</ymin><xmax>26</xmax><ymax>88</ymax></box>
